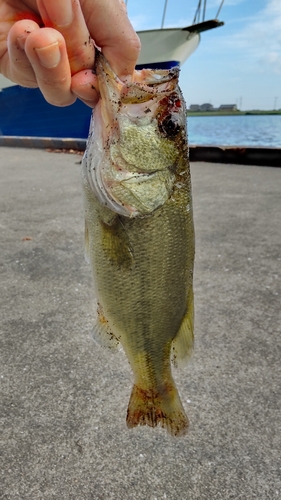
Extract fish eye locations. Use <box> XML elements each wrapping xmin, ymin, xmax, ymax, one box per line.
<box><xmin>159</xmin><ymin>115</ymin><xmax>180</xmax><ymax>137</ymax></box>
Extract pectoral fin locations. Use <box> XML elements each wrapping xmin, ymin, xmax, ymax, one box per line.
<box><xmin>101</xmin><ymin>216</ymin><xmax>134</xmax><ymax>269</ymax></box>
<box><xmin>172</xmin><ymin>288</ymin><xmax>194</xmax><ymax>368</ymax></box>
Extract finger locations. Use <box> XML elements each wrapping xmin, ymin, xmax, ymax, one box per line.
<box><xmin>81</xmin><ymin>0</ymin><xmax>141</xmax><ymax>78</ymax></box>
<box><xmin>36</xmin><ymin>0</ymin><xmax>95</xmax><ymax>75</ymax></box>
<box><xmin>7</xmin><ymin>20</ymin><xmax>39</xmax><ymax>87</ymax></box>
<box><xmin>71</xmin><ymin>69</ymin><xmax>99</xmax><ymax>108</ymax></box>
<box><xmin>25</xmin><ymin>27</ymin><xmax>76</xmax><ymax>106</ymax></box>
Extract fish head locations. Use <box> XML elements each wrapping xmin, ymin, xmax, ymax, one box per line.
<box><xmin>83</xmin><ymin>51</ymin><xmax>188</xmax><ymax>218</ymax></box>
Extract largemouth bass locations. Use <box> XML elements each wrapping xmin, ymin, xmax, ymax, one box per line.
<box><xmin>82</xmin><ymin>52</ymin><xmax>195</xmax><ymax>437</ymax></box>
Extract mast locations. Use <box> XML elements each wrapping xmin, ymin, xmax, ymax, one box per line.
<box><xmin>216</xmin><ymin>0</ymin><xmax>225</xmax><ymax>18</ymax></box>
<box><xmin>161</xmin><ymin>0</ymin><xmax>169</xmax><ymax>29</ymax></box>
<box><xmin>202</xmin><ymin>0</ymin><xmax>207</xmax><ymax>21</ymax></box>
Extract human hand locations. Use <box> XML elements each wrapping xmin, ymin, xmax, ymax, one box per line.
<box><xmin>0</xmin><ymin>0</ymin><xmax>141</xmax><ymax>107</ymax></box>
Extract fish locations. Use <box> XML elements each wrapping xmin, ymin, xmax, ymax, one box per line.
<box><xmin>82</xmin><ymin>51</ymin><xmax>195</xmax><ymax>437</ymax></box>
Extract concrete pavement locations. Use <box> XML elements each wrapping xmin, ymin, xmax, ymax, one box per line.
<box><xmin>1</xmin><ymin>147</ymin><xmax>280</xmax><ymax>499</ymax></box>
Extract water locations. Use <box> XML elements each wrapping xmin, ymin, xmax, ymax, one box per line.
<box><xmin>187</xmin><ymin>114</ymin><xmax>281</xmax><ymax>148</ymax></box>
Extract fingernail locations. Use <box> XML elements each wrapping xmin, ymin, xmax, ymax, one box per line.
<box><xmin>35</xmin><ymin>42</ymin><xmax>61</xmax><ymax>68</ymax></box>
<box><xmin>45</xmin><ymin>0</ymin><xmax>74</xmax><ymax>27</ymax></box>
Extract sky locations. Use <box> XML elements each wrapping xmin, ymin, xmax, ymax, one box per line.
<box><xmin>127</xmin><ymin>0</ymin><xmax>281</xmax><ymax>110</ymax></box>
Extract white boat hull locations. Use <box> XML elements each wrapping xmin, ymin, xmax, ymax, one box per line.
<box><xmin>137</xmin><ymin>29</ymin><xmax>200</xmax><ymax>67</ymax></box>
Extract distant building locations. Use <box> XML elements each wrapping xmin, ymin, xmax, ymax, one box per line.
<box><xmin>189</xmin><ymin>103</ymin><xmax>214</xmax><ymax>112</ymax></box>
<box><xmin>219</xmin><ymin>104</ymin><xmax>237</xmax><ymax>111</ymax></box>
<box><xmin>189</xmin><ymin>104</ymin><xmax>200</xmax><ymax>111</ymax></box>
<box><xmin>188</xmin><ymin>103</ymin><xmax>238</xmax><ymax>113</ymax></box>
<box><xmin>200</xmin><ymin>103</ymin><xmax>213</xmax><ymax>111</ymax></box>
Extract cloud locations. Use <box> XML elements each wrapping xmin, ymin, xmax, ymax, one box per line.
<box><xmin>215</xmin><ymin>0</ymin><xmax>281</xmax><ymax>73</ymax></box>
<box><xmin>243</xmin><ymin>1</ymin><xmax>281</xmax><ymax>72</ymax></box>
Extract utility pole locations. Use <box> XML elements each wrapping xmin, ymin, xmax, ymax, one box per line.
<box><xmin>274</xmin><ymin>96</ymin><xmax>278</xmax><ymax>110</ymax></box>
<box><xmin>239</xmin><ymin>96</ymin><xmax>242</xmax><ymax>111</ymax></box>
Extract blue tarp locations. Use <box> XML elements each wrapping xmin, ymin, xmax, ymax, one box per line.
<box><xmin>0</xmin><ymin>85</ymin><xmax>91</xmax><ymax>138</ymax></box>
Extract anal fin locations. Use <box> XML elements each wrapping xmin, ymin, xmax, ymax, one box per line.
<box><xmin>91</xmin><ymin>302</ymin><xmax>120</xmax><ymax>350</ymax></box>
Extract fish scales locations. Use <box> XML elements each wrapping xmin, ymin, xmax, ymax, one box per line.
<box><xmin>82</xmin><ymin>51</ymin><xmax>195</xmax><ymax>437</ymax></box>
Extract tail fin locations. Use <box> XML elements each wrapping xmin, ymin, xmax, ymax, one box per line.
<box><xmin>126</xmin><ymin>383</ymin><xmax>188</xmax><ymax>437</ymax></box>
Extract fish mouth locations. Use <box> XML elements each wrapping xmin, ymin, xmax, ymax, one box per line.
<box><xmin>83</xmin><ymin>51</ymin><xmax>184</xmax><ymax>218</ymax></box>
<box><xmin>95</xmin><ymin>48</ymin><xmax>180</xmax><ymax>96</ymax></box>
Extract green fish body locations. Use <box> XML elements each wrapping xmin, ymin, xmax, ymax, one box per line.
<box><xmin>82</xmin><ymin>53</ymin><xmax>195</xmax><ymax>436</ymax></box>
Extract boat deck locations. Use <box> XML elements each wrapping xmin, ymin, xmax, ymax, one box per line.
<box><xmin>1</xmin><ymin>147</ymin><xmax>280</xmax><ymax>499</ymax></box>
